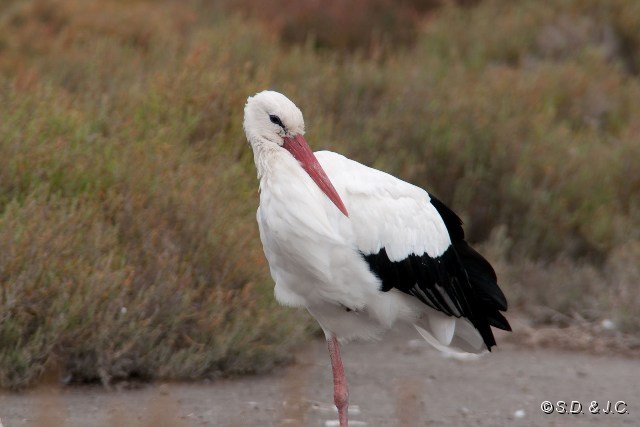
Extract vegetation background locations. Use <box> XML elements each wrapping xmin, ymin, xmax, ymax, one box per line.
<box><xmin>0</xmin><ymin>0</ymin><xmax>638</xmax><ymax>390</ymax></box>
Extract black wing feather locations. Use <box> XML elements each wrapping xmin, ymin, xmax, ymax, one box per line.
<box><xmin>362</xmin><ymin>193</ymin><xmax>511</xmax><ymax>351</ymax></box>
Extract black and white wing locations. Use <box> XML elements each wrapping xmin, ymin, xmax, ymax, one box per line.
<box><xmin>317</xmin><ymin>151</ymin><xmax>510</xmax><ymax>351</ymax></box>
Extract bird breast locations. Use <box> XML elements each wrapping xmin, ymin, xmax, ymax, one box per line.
<box><xmin>256</xmin><ymin>156</ymin><xmax>378</xmax><ymax>311</ymax></box>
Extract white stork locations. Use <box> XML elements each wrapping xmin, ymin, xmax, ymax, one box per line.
<box><xmin>243</xmin><ymin>90</ymin><xmax>510</xmax><ymax>426</ymax></box>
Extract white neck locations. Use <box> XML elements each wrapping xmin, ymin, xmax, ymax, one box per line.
<box><xmin>250</xmin><ymin>139</ymin><xmax>283</xmax><ymax>181</ymax></box>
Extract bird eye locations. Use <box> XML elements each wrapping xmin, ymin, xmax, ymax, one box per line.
<box><xmin>269</xmin><ymin>114</ymin><xmax>285</xmax><ymax>128</ymax></box>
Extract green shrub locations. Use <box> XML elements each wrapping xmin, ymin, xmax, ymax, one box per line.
<box><xmin>0</xmin><ymin>0</ymin><xmax>638</xmax><ymax>388</ymax></box>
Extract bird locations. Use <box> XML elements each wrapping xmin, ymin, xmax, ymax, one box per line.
<box><xmin>243</xmin><ymin>90</ymin><xmax>511</xmax><ymax>426</ymax></box>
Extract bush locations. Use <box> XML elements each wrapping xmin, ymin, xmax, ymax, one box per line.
<box><xmin>0</xmin><ymin>0</ymin><xmax>638</xmax><ymax>388</ymax></box>
<box><xmin>0</xmin><ymin>0</ymin><xmax>311</xmax><ymax>389</ymax></box>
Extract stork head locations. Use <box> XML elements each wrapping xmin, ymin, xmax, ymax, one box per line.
<box><xmin>243</xmin><ymin>90</ymin><xmax>305</xmax><ymax>146</ymax></box>
<box><xmin>244</xmin><ymin>90</ymin><xmax>349</xmax><ymax>217</ymax></box>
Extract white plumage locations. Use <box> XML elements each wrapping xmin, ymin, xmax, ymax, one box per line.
<box><xmin>244</xmin><ymin>90</ymin><xmax>510</xmax><ymax>426</ymax></box>
<box><xmin>258</xmin><ymin>149</ymin><xmax>472</xmax><ymax>346</ymax></box>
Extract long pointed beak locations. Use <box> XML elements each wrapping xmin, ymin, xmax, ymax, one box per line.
<box><xmin>283</xmin><ymin>134</ymin><xmax>349</xmax><ymax>217</ymax></box>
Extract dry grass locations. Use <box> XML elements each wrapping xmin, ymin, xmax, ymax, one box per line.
<box><xmin>0</xmin><ymin>0</ymin><xmax>639</xmax><ymax>389</ymax></box>
<box><xmin>0</xmin><ymin>0</ymin><xmax>311</xmax><ymax>390</ymax></box>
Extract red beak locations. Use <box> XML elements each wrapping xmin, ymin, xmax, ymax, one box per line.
<box><xmin>283</xmin><ymin>134</ymin><xmax>349</xmax><ymax>217</ymax></box>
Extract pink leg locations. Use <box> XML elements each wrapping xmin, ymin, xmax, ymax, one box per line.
<box><xmin>327</xmin><ymin>335</ymin><xmax>349</xmax><ymax>427</ymax></box>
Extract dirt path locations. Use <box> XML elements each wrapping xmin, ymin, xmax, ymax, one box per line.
<box><xmin>1</xmin><ymin>325</ymin><xmax>638</xmax><ymax>427</ymax></box>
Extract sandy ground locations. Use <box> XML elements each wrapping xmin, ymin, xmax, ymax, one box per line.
<box><xmin>1</xmin><ymin>325</ymin><xmax>639</xmax><ymax>427</ymax></box>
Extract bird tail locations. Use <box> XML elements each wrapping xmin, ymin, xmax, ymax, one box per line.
<box><xmin>427</xmin><ymin>194</ymin><xmax>511</xmax><ymax>350</ymax></box>
<box><xmin>414</xmin><ymin>309</ymin><xmax>487</xmax><ymax>357</ymax></box>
